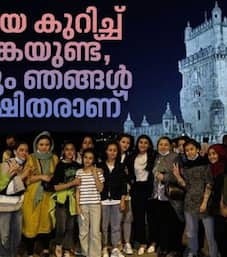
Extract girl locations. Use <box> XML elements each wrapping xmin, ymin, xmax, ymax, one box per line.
<box><xmin>0</xmin><ymin>141</ymin><xmax>30</xmax><ymax>257</ymax></box>
<box><xmin>99</xmin><ymin>141</ymin><xmax>127</xmax><ymax>257</ymax></box>
<box><xmin>117</xmin><ymin>134</ymin><xmax>133</xmax><ymax>255</ymax></box>
<box><xmin>127</xmin><ymin>134</ymin><xmax>156</xmax><ymax>256</ymax></box>
<box><xmin>76</xmin><ymin>136</ymin><xmax>95</xmax><ymax>164</ymax></box>
<box><xmin>22</xmin><ymin>131</ymin><xmax>58</xmax><ymax>257</ymax></box>
<box><xmin>151</xmin><ymin>136</ymin><xmax>184</xmax><ymax>257</ymax></box>
<box><xmin>208</xmin><ymin>144</ymin><xmax>227</xmax><ymax>257</ymax></box>
<box><xmin>76</xmin><ymin>148</ymin><xmax>104</xmax><ymax>257</ymax></box>
<box><xmin>173</xmin><ymin>139</ymin><xmax>218</xmax><ymax>257</ymax></box>
<box><xmin>49</xmin><ymin>141</ymin><xmax>81</xmax><ymax>257</ymax></box>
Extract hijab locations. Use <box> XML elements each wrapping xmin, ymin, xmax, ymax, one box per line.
<box><xmin>208</xmin><ymin>144</ymin><xmax>227</xmax><ymax>177</ymax></box>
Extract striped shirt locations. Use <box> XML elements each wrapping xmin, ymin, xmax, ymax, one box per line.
<box><xmin>77</xmin><ymin>168</ymin><xmax>104</xmax><ymax>205</ymax></box>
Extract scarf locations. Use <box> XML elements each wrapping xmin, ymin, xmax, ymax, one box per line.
<box><xmin>32</xmin><ymin>131</ymin><xmax>54</xmax><ymax>208</ymax></box>
<box><xmin>183</xmin><ymin>155</ymin><xmax>208</xmax><ymax>169</ymax></box>
<box><xmin>208</xmin><ymin>144</ymin><xmax>227</xmax><ymax>177</ymax></box>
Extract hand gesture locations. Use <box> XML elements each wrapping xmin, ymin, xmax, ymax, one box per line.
<box><xmin>173</xmin><ymin>163</ymin><xmax>180</xmax><ymax>177</ymax></box>
<box><xmin>8</xmin><ymin>163</ymin><xmax>20</xmax><ymax>177</ymax></box>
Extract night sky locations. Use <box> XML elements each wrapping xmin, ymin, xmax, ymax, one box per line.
<box><xmin>1</xmin><ymin>0</ymin><xmax>227</xmax><ymax>134</ymax></box>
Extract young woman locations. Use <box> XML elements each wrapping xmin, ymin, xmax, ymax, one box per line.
<box><xmin>0</xmin><ymin>141</ymin><xmax>30</xmax><ymax>257</ymax></box>
<box><xmin>117</xmin><ymin>133</ymin><xmax>133</xmax><ymax>255</ymax></box>
<box><xmin>49</xmin><ymin>141</ymin><xmax>81</xmax><ymax>257</ymax></box>
<box><xmin>208</xmin><ymin>144</ymin><xmax>227</xmax><ymax>257</ymax></box>
<box><xmin>99</xmin><ymin>141</ymin><xmax>127</xmax><ymax>257</ymax></box>
<box><xmin>173</xmin><ymin>139</ymin><xmax>218</xmax><ymax>257</ymax></box>
<box><xmin>76</xmin><ymin>148</ymin><xmax>104</xmax><ymax>257</ymax></box>
<box><xmin>150</xmin><ymin>136</ymin><xmax>184</xmax><ymax>257</ymax></box>
<box><xmin>22</xmin><ymin>131</ymin><xmax>58</xmax><ymax>257</ymax></box>
<box><xmin>127</xmin><ymin>134</ymin><xmax>156</xmax><ymax>256</ymax></box>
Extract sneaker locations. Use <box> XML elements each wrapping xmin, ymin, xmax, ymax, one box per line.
<box><xmin>187</xmin><ymin>253</ymin><xmax>197</xmax><ymax>257</ymax></box>
<box><xmin>103</xmin><ymin>247</ymin><xmax>109</xmax><ymax>257</ymax></box>
<box><xmin>137</xmin><ymin>247</ymin><xmax>145</xmax><ymax>255</ymax></box>
<box><xmin>63</xmin><ymin>250</ymin><xmax>71</xmax><ymax>257</ymax></box>
<box><xmin>110</xmin><ymin>248</ymin><xmax>125</xmax><ymax>257</ymax></box>
<box><xmin>123</xmin><ymin>243</ymin><xmax>133</xmax><ymax>255</ymax></box>
<box><xmin>147</xmin><ymin>244</ymin><xmax>155</xmax><ymax>253</ymax></box>
<box><xmin>55</xmin><ymin>245</ymin><xmax>62</xmax><ymax>257</ymax></box>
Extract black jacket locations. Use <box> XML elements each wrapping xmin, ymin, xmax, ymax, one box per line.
<box><xmin>98</xmin><ymin>161</ymin><xmax>127</xmax><ymax>201</ymax></box>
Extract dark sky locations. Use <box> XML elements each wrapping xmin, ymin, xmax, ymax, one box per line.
<box><xmin>1</xmin><ymin>0</ymin><xmax>227</xmax><ymax>133</ymax></box>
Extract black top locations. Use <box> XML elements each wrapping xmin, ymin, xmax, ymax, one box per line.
<box><xmin>49</xmin><ymin>161</ymin><xmax>81</xmax><ymax>191</ymax></box>
<box><xmin>98</xmin><ymin>161</ymin><xmax>127</xmax><ymax>201</ymax></box>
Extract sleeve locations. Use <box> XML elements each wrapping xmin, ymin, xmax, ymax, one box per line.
<box><xmin>204</xmin><ymin>165</ymin><xmax>214</xmax><ymax>186</ymax></box>
<box><xmin>49</xmin><ymin>162</ymin><xmax>64</xmax><ymax>187</ymax></box>
<box><xmin>121</xmin><ymin>167</ymin><xmax>128</xmax><ymax>196</ymax></box>
<box><xmin>0</xmin><ymin>162</ymin><xmax>11</xmax><ymax>192</ymax></box>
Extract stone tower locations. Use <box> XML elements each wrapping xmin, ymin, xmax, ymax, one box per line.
<box><xmin>179</xmin><ymin>2</ymin><xmax>227</xmax><ymax>135</ymax></box>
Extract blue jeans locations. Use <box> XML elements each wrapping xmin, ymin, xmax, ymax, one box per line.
<box><xmin>102</xmin><ymin>204</ymin><xmax>122</xmax><ymax>248</ymax></box>
<box><xmin>184</xmin><ymin>212</ymin><xmax>218</xmax><ymax>257</ymax></box>
<box><xmin>0</xmin><ymin>210</ymin><xmax>22</xmax><ymax>257</ymax></box>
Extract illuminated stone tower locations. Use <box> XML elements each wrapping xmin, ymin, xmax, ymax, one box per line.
<box><xmin>179</xmin><ymin>2</ymin><xmax>227</xmax><ymax>135</ymax></box>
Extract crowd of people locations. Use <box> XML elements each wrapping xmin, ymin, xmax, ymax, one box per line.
<box><xmin>0</xmin><ymin>132</ymin><xmax>227</xmax><ymax>257</ymax></box>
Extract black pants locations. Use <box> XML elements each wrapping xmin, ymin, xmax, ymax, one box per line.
<box><xmin>23</xmin><ymin>232</ymin><xmax>53</xmax><ymax>255</ymax></box>
<box><xmin>148</xmin><ymin>199</ymin><xmax>184</xmax><ymax>253</ymax></box>
<box><xmin>131</xmin><ymin>181</ymin><xmax>151</xmax><ymax>245</ymax></box>
<box><xmin>55</xmin><ymin>204</ymin><xmax>75</xmax><ymax>250</ymax></box>
<box><xmin>214</xmin><ymin>215</ymin><xmax>227</xmax><ymax>257</ymax></box>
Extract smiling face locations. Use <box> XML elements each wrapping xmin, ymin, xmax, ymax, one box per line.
<box><xmin>138</xmin><ymin>138</ymin><xmax>150</xmax><ymax>154</ymax></box>
<box><xmin>185</xmin><ymin>143</ymin><xmax>199</xmax><ymax>160</ymax></box>
<box><xmin>177</xmin><ymin>139</ymin><xmax>186</xmax><ymax>154</ymax></box>
<box><xmin>15</xmin><ymin>143</ymin><xmax>29</xmax><ymax>161</ymax></box>
<box><xmin>37</xmin><ymin>138</ymin><xmax>51</xmax><ymax>153</ymax></box>
<box><xmin>119</xmin><ymin>136</ymin><xmax>131</xmax><ymax>154</ymax></box>
<box><xmin>158</xmin><ymin>139</ymin><xmax>171</xmax><ymax>155</ymax></box>
<box><xmin>208</xmin><ymin>148</ymin><xmax>219</xmax><ymax>164</ymax></box>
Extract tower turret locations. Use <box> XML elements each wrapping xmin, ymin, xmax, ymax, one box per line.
<box><xmin>184</xmin><ymin>21</ymin><xmax>192</xmax><ymax>41</ymax></box>
<box><xmin>162</xmin><ymin>103</ymin><xmax>174</xmax><ymax>134</ymax></box>
<box><xmin>123</xmin><ymin>113</ymin><xmax>135</xmax><ymax>133</ymax></box>
<box><xmin>212</xmin><ymin>1</ymin><xmax>222</xmax><ymax>24</ymax></box>
<box><xmin>141</xmin><ymin>115</ymin><xmax>150</xmax><ymax>127</ymax></box>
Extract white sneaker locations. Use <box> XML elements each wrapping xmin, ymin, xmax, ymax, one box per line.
<box><xmin>103</xmin><ymin>247</ymin><xmax>109</xmax><ymax>257</ymax></box>
<box><xmin>123</xmin><ymin>243</ymin><xmax>133</xmax><ymax>255</ymax></box>
<box><xmin>147</xmin><ymin>244</ymin><xmax>155</xmax><ymax>253</ymax></box>
<box><xmin>137</xmin><ymin>246</ymin><xmax>145</xmax><ymax>255</ymax></box>
<box><xmin>110</xmin><ymin>248</ymin><xmax>125</xmax><ymax>257</ymax></box>
<box><xmin>63</xmin><ymin>251</ymin><xmax>71</xmax><ymax>257</ymax></box>
<box><xmin>55</xmin><ymin>245</ymin><xmax>63</xmax><ymax>257</ymax></box>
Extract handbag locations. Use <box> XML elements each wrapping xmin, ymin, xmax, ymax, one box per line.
<box><xmin>165</xmin><ymin>183</ymin><xmax>185</xmax><ymax>201</ymax></box>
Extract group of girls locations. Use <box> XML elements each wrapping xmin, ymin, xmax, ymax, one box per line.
<box><xmin>0</xmin><ymin>132</ymin><xmax>227</xmax><ymax>257</ymax></box>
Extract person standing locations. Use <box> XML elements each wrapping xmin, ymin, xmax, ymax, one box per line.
<box><xmin>0</xmin><ymin>141</ymin><xmax>30</xmax><ymax>257</ymax></box>
<box><xmin>22</xmin><ymin>131</ymin><xmax>58</xmax><ymax>257</ymax></box>
<box><xmin>76</xmin><ymin>148</ymin><xmax>104</xmax><ymax>257</ymax></box>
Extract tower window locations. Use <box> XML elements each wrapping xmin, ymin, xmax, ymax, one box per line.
<box><xmin>165</xmin><ymin>121</ymin><xmax>168</xmax><ymax>128</ymax></box>
<box><xmin>197</xmin><ymin>110</ymin><xmax>200</xmax><ymax>120</ymax></box>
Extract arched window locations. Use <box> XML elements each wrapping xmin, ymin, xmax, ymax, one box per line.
<box><xmin>197</xmin><ymin>110</ymin><xmax>200</xmax><ymax>120</ymax></box>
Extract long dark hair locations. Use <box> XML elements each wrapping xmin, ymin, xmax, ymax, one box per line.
<box><xmin>134</xmin><ymin>134</ymin><xmax>153</xmax><ymax>155</ymax></box>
